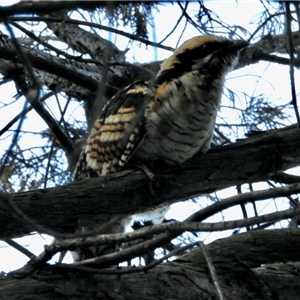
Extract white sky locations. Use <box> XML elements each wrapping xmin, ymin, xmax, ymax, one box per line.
<box><xmin>0</xmin><ymin>1</ymin><xmax>298</xmax><ymax>272</ymax></box>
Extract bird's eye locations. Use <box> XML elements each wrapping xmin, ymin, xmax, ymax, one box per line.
<box><xmin>201</xmin><ymin>44</ymin><xmax>213</xmax><ymax>54</ymax></box>
<box><xmin>201</xmin><ymin>44</ymin><xmax>207</xmax><ymax>51</ymax></box>
<box><xmin>199</xmin><ymin>43</ymin><xmax>218</xmax><ymax>55</ymax></box>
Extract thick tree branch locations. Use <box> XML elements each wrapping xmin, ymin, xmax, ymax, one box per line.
<box><xmin>1</xmin><ymin>229</ymin><xmax>300</xmax><ymax>300</ymax></box>
<box><xmin>0</xmin><ymin>124</ymin><xmax>300</xmax><ymax>240</ymax></box>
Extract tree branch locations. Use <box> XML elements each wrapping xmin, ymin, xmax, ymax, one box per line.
<box><xmin>1</xmin><ymin>124</ymin><xmax>300</xmax><ymax>240</ymax></box>
<box><xmin>2</xmin><ymin>229</ymin><xmax>300</xmax><ymax>300</ymax></box>
<box><xmin>0</xmin><ymin>1</ymin><xmax>136</xmax><ymax>17</ymax></box>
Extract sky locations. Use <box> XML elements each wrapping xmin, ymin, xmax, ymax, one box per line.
<box><xmin>0</xmin><ymin>1</ymin><xmax>298</xmax><ymax>272</ymax></box>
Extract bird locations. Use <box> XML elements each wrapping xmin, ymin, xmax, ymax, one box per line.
<box><xmin>72</xmin><ymin>34</ymin><xmax>248</xmax><ymax>260</ymax></box>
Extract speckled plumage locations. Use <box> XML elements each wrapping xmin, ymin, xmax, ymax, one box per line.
<box><xmin>72</xmin><ymin>35</ymin><xmax>248</xmax><ymax>260</ymax></box>
<box><xmin>74</xmin><ymin>35</ymin><xmax>247</xmax><ymax>181</ymax></box>
<box><xmin>74</xmin><ymin>81</ymin><xmax>153</xmax><ymax>180</ymax></box>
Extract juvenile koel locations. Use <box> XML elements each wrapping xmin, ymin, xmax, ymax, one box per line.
<box><xmin>72</xmin><ymin>35</ymin><xmax>248</xmax><ymax>260</ymax></box>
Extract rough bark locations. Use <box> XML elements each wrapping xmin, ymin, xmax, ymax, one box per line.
<box><xmin>1</xmin><ymin>229</ymin><xmax>300</xmax><ymax>300</ymax></box>
<box><xmin>1</xmin><ymin>124</ymin><xmax>300</xmax><ymax>240</ymax></box>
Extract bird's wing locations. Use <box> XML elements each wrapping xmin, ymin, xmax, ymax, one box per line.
<box><xmin>74</xmin><ymin>80</ymin><xmax>154</xmax><ymax>181</ymax></box>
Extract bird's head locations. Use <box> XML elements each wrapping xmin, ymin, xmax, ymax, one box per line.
<box><xmin>155</xmin><ymin>35</ymin><xmax>248</xmax><ymax>85</ymax></box>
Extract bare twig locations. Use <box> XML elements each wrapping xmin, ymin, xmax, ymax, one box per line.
<box><xmin>10</xmin><ymin>22</ymin><xmax>107</xmax><ymax>67</ymax></box>
<box><xmin>1</xmin><ymin>24</ymin><xmax>74</xmax><ymax>157</ymax></box>
<box><xmin>19</xmin><ymin>90</ymin><xmax>74</xmax><ymax>157</ymax></box>
<box><xmin>285</xmin><ymin>2</ymin><xmax>300</xmax><ymax>125</ymax></box>
<box><xmin>248</xmin><ymin>12</ymin><xmax>284</xmax><ymax>42</ymax></box>
<box><xmin>0</xmin><ymin>99</ymin><xmax>28</xmax><ymax>179</ymax></box>
<box><xmin>158</xmin><ymin>1</ymin><xmax>188</xmax><ymax>45</ymax></box>
<box><xmin>237</xmin><ymin>185</ymin><xmax>251</xmax><ymax>231</ymax></box>
<box><xmin>4</xmin><ymin>22</ymin><xmax>39</xmax><ymax>96</ymax></box>
<box><xmin>0</xmin><ymin>92</ymin><xmax>54</xmax><ymax>137</ymax></box>
<box><xmin>5</xmin><ymin>239</ymin><xmax>35</xmax><ymax>259</ymax></box>
<box><xmin>47</xmin><ymin>198</ymin><xmax>300</xmax><ymax>255</ymax></box>
<box><xmin>9</xmin><ymin>16</ymin><xmax>175</xmax><ymax>52</ymax></box>
<box><xmin>199</xmin><ymin>242</ymin><xmax>224</xmax><ymax>300</ymax></box>
<box><xmin>44</xmin><ymin>95</ymin><xmax>71</xmax><ymax>188</ymax></box>
<box><xmin>185</xmin><ymin>182</ymin><xmax>300</xmax><ymax>223</ymax></box>
<box><xmin>68</xmin><ymin>205</ymin><xmax>300</xmax><ymax>268</ymax></box>
<box><xmin>53</xmin><ymin>241</ymin><xmax>199</xmax><ymax>275</ymax></box>
<box><xmin>89</xmin><ymin>37</ymin><xmax>110</xmax><ymax>128</ymax></box>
